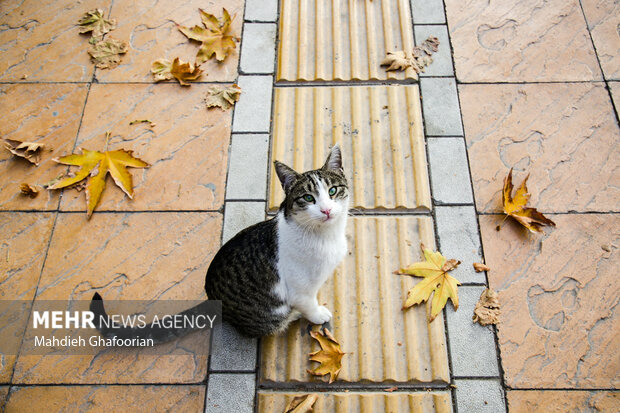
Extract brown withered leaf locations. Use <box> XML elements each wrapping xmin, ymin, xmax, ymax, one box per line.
<box><xmin>3</xmin><ymin>139</ymin><xmax>45</xmax><ymax>165</ymax></box>
<box><xmin>177</xmin><ymin>8</ymin><xmax>237</xmax><ymax>63</ymax></box>
<box><xmin>151</xmin><ymin>57</ymin><xmax>203</xmax><ymax>86</ymax></box>
<box><xmin>78</xmin><ymin>9</ymin><xmax>116</xmax><ymax>38</ymax></box>
<box><xmin>48</xmin><ymin>147</ymin><xmax>149</xmax><ymax>218</ymax></box>
<box><xmin>88</xmin><ymin>38</ymin><xmax>128</xmax><ymax>69</ymax></box>
<box><xmin>307</xmin><ymin>328</ymin><xmax>345</xmax><ymax>383</ymax></box>
<box><xmin>129</xmin><ymin>119</ymin><xmax>156</xmax><ymax>128</ymax></box>
<box><xmin>283</xmin><ymin>394</ymin><xmax>318</xmax><ymax>413</ymax></box>
<box><xmin>396</xmin><ymin>243</ymin><xmax>461</xmax><ymax>322</ymax></box>
<box><xmin>472</xmin><ymin>288</ymin><xmax>501</xmax><ymax>326</ymax></box>
<box><xmin>381</xmin><ymin>36</ymin><xmax>440</xmax><ymax>73</ymax></box>
<box><xmin>473</xmin><ymin>262</ymin><xmax>491</xmax><ymax>272</ymax></box>
<box><xmin>502</xmin><ymin>168</ymin><xmax>556</xmax><ymax>233</ymax></box>
<box><xmin>205</xmin><ymin>84</ymin><xmax>241</xmax><ymax>110</ymax></box>
<box><xmin>20</xmin><ymin>183</ymin><xmax>39</xmax><ymax>198</ymax></box>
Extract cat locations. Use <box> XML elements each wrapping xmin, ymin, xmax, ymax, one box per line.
<box><xmin>90</xmin><ymin>144</ymin><xmax>349</xmax><ymax>339</ymax></box>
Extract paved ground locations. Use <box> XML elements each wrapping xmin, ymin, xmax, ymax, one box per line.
<box><xmin>0</xmin><ymin>0</ymin><xmax>618</xmax><ymax>412</ymax></box>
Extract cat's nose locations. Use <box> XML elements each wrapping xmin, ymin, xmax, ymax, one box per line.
<box><xmin>320</xmin><ymin>208</ymin><xmax>331</xmax><ymax>218</ymax></box>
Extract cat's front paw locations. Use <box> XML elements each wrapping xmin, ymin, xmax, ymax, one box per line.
<box><xmin>306</xmin><ymin>306</ymin><xmax>332</xmax><ymax>325</ymax></box>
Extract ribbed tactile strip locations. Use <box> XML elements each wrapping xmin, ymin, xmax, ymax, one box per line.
<box><xmin>258</xmin><ymin>391</ymin><xmax>453</xmax><ymax>413</ymax></box>
<box><xmin>260</xmin><ymin>216</ymin><xmax>449</xmax><ymax>384</ymax></box>
<box><xmin>269</xmin><ymin>85</ymin><xmax>430</xmax><ymax>211</ymax></box>
<box><xmin>277</xmin><ymin>0</ymin><xmax>417</xmax><ymax>81</ymax></box>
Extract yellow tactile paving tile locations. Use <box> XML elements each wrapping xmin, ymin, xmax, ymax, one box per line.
<box><xmin>278</xmin><ymin>0</ymin><xmax>417</xmax><ymax>81</ymax></box>
<box><xmin>259</xmin><ymin>391</ymin><xmax>453</xmax><ymax>413</ymax></box>
<box><xmin>4</xmin><ymin>385</ymin><xmax>205</xmax><ymax>412</ymax></box>
<box><xmin>261</xmin><ymin>216</ymin><xmax>449</xmax><ymax>384</ymax></box>
<box><xmin>269</xmin><ymin>85</ymin><xmax>430</xmax><ymax>211</ymax></box>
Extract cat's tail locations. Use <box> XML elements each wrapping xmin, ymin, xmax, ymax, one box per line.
<box><xmin>89</xmin><ymin>292</ymin><xmax>214</xmax><ymax>345</ymax></box>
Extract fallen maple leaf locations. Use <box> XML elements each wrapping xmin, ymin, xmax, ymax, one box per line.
<box><xmin>397</xmin><ymin>243</ymin><xmax>461</xmax><ymax>322</ymax></box>
<box><xmin>78</xmin><ymin>9</ymin><xmax>116</xmax><ymax>38</ymax></box>
<box><xmin>3</xmin><ymin>139</ymin><xmax>45</xmax><ymax>165</ymax></box>
<box><xmin>473</xmin><ymin>262</ymin><xmax>491</xmax><ymax>272</ymax></box>
<box><xmin>502</xmin><ymin>168</ymin><xmax>556</xmax><ymax>233</ymax></box>
<box><xmin>307</xmin><ymin>328</ymin><xmax>344</xmax><ymax>383</ymax></box>
<box><xmin>151</xmin><ymin>57</ymin><xmax>203</xmax><ymax>86</ymax></box>
<box><xmin>283</xmin><ymin>394</ymin><xmax>318</xmax><ymax>413</ymax></box>
<box><xmin>20</xmin><ymin>183</ymin><xmax>39</xmax><ymax>198</ymax></box>
<box><xmin>205</xmin><ymin>85</ymin><xmax>241</xmax><ymax>110</ymax></box>
<box><xmin>48</xmin><ymin>148</ymin><xmax>149</xmax><ymax>218</ymax></box>
<box><xmin>472</xmin><ymin>288</ymin><xmax>501</xmax><ymax>326</ymax></box>
<box><xmin>88</xmin><ymin>38</ymin><xmax>128</xmax><ymax>69</ymax></box>
<box><xmin>177</xmin><ymin>8</ymin><xmax>237</xmax><ymax>63</ymax></box>
<box><xmin>381</xmin><ymin>36</ymin><xmax>440</xmax><ymax>73</ymax></box>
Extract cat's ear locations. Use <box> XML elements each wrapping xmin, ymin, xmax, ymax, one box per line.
<box><xmin>322</xmin><ymin>144</ymin><xmax>343</xmax><ymax>172</ymax></box>
<box><xmin>274</xmin><ymin>161</ymin><xmax>301</xmax><ymax>193</ymax></box>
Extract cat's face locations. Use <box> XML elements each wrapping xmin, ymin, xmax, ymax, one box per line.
<box><xmin>275</xmin><ymin>145</ymin><xmax>349</xmax><ymax>229</ymax></box>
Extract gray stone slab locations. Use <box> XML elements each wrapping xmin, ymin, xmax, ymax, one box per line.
<box><xmin>411</xmin><ymin>0</ymin><xmax>446</xmax><ymax>24</ymax></box>
<box><xmin>222</xmin><ymin>201</ymin><xmax>265</xmax><ymax>243</ymax></box>
<box><xmin>435</xmin><ymin>206</ymin><xmax>485</xmax><ymax>283</ymax></box>
<box><xmin>226</xmin><ymin>134</ymin><xmax>269</xmax><ymax>200</ymax></box>
<box><xmin>420</xmin><ymin>78</ymin><xmax>463</xmax><ymax>136</ymax></box>
<box><xmin>240</xmin><ymin>23</ymin><xmax>277</xmax><ymax>74</ymax></box>
<box><xmin>205</xmin><ymin>373</ymin><xmax>255</xmax><ymax>413</ymax></box>
<box><xmin>447</xmin><ymin>286</ymin><xmax>500</xmax><ymax>377</ymax></box>
<box><xmin>455</xmin><ymin>379</ymin><xmax>506</xmax><ymax>413</ymax></box>
<box><xmin>210</xmin><ymin>322</ymin><xmax>257</xmax><ymax>372</ymax></box>
<box><xmin>232</xmin><ymin>76</ymin><xmax>273</xmax><ymax>133</ymax></box>
<box><xmin>415</xmin><ymin>25</ymin><xmax>453</xmax><ymax>77</ymax></box>
<box><xmin>427</xmin><ymin>137</ymin><xmax>473</xmax><ymax>204</ymax></box>
<box><xmin>244</xmin><ymin>0</ymin><xmax>278</xmax><ymax>22</ymax></box>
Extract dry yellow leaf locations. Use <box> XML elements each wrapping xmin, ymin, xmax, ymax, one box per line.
<box><xmin>473</xmin><ymin>262</ymin><xmax>491</xmax><ymax>272</ymax></box>
<box><xmin>502</xmin><ymin>168</ymin><xmax>556</xmax><ymax>233</ymax></box>
<box><xmin>397</xmin><ymin>243</ymin><xmax>461</xmax><ymax>322</ymax></box>
<box><xmin>283</xmin><ymin>394</ymin><xmax>318</xmax><ymax>413</ymax></box>
<box><xmin>177</xmin><ymin>8</ymin><xmax>237</xmax><ymax>63</ymax></box>
<box><xmin>472</xmin><ymin>288</ymin><xmax>501</xmax><ymax>326</ymax></box>
<box><xmin>48</xmin><ymin>147</ymin><xmax>149</xmax><ymax>218</ymax></box>
<box><xmin>151</xmin><ymin>57</ymin><xmax>203</xmax><ymax>86</ymax></box>
<box><xmin>20</xmin><ymin>183</ymin><xmax>39</xmax><ymax>198</ymax></box>
<box><xmin>307</xmin><ymin>328</ymin><xmax>345</xmax><ymax>383</ymax></box>
<box><xmin>205</xmin><ymin>84</ymin><xmax>241</xmax><ymax>110</ymax></box>
<box><xmin>3</xmin><ymin>138</ymin><xmax>45</xmax><ymax>165</ymax></box>
<box><xmin>381</xmin><ymin>36</ymin><xmax>440</xmax><ymax>73</ymax></box>
<box><xmin>88</xmin><ymin>38</ymin><xmax>128</xmax><ymax>69</ymax></box>
<box><xmin>78</xmin><ymin>9</ymin><xmax>116</xmax><ymax>38</ymax></box>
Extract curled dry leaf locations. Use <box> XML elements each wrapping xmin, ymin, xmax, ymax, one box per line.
<box><xmin>48</xmin><ymin>147</ymin><xmax>149</xmax><ymax>218</ymax></box>
<box><xmin>307</xmin><ymin>328</ymin><xmax>345</xmax><ymax>384</ymax></box>
<box><xmin>472</xmin><ymin>288</ymin><xmax>501</xmax><ymax>326</ymax></box>
<box><xmin>20</xmin><ymin>183</ymin><xmax>39</xmax><ymax>198</ymax></box>
<box><xmin>502</xmin><ymin>168</ymin><xmax>556</xmax><ymax>233</ymax></box>
<box><xmin>397</xmin><ymin>243</ymin><xmax>461</xmax><ymax>322</ymax></box>
<box><xmin>205</xmin><ymin>84</ymin><xmax>242</xmax><ymax>110</ymax></box>
<box><xmin>151</xmin><ymin>57</ymin><xmax>203</xmax><ymax>86</ymax></box>
<box><xmin>283</xmin><ymin>394</ymin><xmax>318</xmax><ymax>413</ymax></box>
<box><xmin>473</xmin><ymin>262</ymin><xmax>491</xmax><ymax>272</ymax></box>
<box><xmin>381</xmin><ymin>36</ymin><xmax>440</xmax><ymax>74</ymax></box>
<box><xmin>383</xmin><ymin>386</ymin><xmax>398</xmax><ymax>392</ymax></box>
<box><xmin>3</xmin><ymin>138</ymin><xmax>45</xmax><ymax>165</ymax></box>
<box><xmin>129</xmin><ymin>119</ymin><xmax>156</xmax><ymax>128</ymax></box>
<box><xmin>88</xmin><ymin>38</ymin><xmax>128</xmax><ymax>69</ymax></box>
<box><xmin>177</xmin><ymin>8</ymin><xmax>237</xmax><ymax>63</ymax></box>
<box><xmin>78</xmin><ymin>9</ymin><xmax>116</xmax><ymax>38</ymax></box>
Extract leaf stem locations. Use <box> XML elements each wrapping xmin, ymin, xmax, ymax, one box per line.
<box><xmin>104</xmin><ymin>131</ymin><xmax>111</xmax><ymax>151</ymax></box>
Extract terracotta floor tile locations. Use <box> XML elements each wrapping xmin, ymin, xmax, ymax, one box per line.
<box><xmin>59</xmin><ymin>84</ymin><xmax>230</xmax><ymax>213</ymax></box>
<box><xmin>480</xmin><ymin>214</ymin><xmax>619</xmax><ymax>388</ymax></box>
<box><xmin>444</xmin><ymin>0</ymin><xmax>602</xmax><ymax>82</ymax></box>
<box><xmin>96</xmin><ymin>0</ymin><xmax>243</xmax><ymax>83</ymax></box>
<box><xmin>0</xmin><ymin>213</ymin><xmax>55</xmax><ymax>382</ymax></box>
<box><xmin>460</xmin><ymin>83</ymin><xmax>620</xmax><ymax>213</ymax></box>
<box><xmin>4</xmin><ymin>385</ymin><xmax>205</xmax><ymax>412</ymax></box>
<box><xmin>0</xmin><ymin>0</ymin><xmax>111</xmax><ymax>81</ymax></box>
<box><xmin>0</xmin><ymin>84</ymin><xmax>89</xmax><ymax>210</ymax></box>
<box><xmin>610</xmin><ymin>82</ymin><xmax>620</xmax><ymax>116</ymax></box>
<box><xmin>13</xmin><ymin>212</ymin><xmax>220</xmax><ymax>383</ymax></box>
<box><xmin>507</xmin><ymin>390</ymin><xmax>619</xmax><ymax>412</ymax></box>
<box><xmin>581</xmin><ymin>0</ymin><xmax>620</xmax><ymax>80</ymax></box>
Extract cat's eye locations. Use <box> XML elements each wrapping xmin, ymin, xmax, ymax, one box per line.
<box><xmin>303</xmin><ymin>194</ymin><xmax>315</xmax><ymax>203</ymax></box>
<box><xmin>328</xmin><ymin>186</ymin><xmax>337</xmax><ymax>196</ymax></box>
